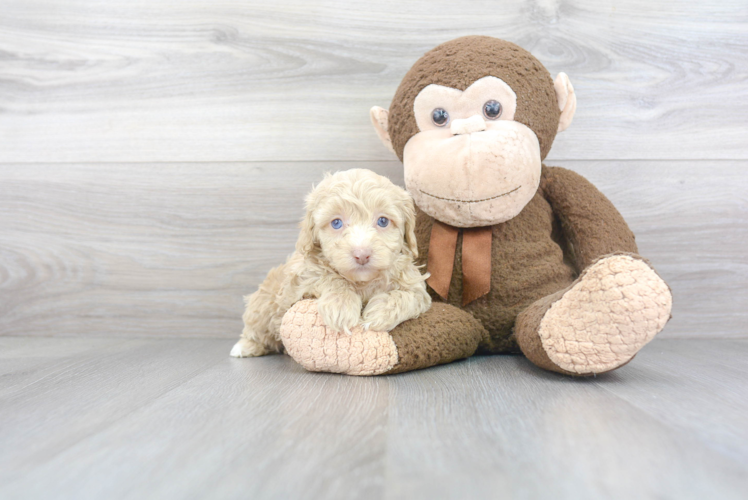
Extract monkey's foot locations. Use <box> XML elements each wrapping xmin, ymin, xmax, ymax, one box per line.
<box><xmin>516</xmin><ymin>254</ymin><xmax>673</xmax><ymax>376</ymax></box>
<box><xmin>280</xmin><ymin>300</ymin><xmax>399</xmax><ymax>376</ymax></box>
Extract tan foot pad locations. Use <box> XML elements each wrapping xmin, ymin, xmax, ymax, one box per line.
<box><xmin>539</xmin><ymin>255</ymin><xmax>672</xmax><ymax>374</ymax></box>
<box><xmin>280</xmin><ymin>300</ymin><xmax>398</xmax><ymax>376</ymax></box>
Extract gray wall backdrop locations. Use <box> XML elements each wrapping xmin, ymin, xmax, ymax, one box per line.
<box><xmin>1</xmin><ymin>0</ymin><xmax>746</xmax><ymax>339</ymax></box>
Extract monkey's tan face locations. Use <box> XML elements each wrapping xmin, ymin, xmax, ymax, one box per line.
<box><xmin>402</xmin><ymin>76</ymin><xmax>542</xmax><ymax>228</ymax></box>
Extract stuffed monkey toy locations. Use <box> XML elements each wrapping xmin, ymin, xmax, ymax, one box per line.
<box><xmin>280</xmin><ymin>36</ymin><xmax>672</xmax><ymax>376</ymax></box>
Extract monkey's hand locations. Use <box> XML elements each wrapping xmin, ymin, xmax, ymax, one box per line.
<box><xmin>317</xmin><ymin>290</ymin><xmax>363</xmax><ymax>335</ymax></box>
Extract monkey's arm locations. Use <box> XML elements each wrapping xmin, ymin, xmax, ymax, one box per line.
<box><xmin>514</xmin><ymin>166</ymin><xmax>672</xmax><ymax>376</ymax></box>
<box><xmin>540</xmin><ymin>166</ymin><xmax>638</xmax><ymax>272</ymax></box>
<box><xmin>281</xmin><ymin>300</ymin><xmax>486</xmax><ymax>376</ymax></box>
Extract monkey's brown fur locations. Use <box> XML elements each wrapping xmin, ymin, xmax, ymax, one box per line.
<box><xmin>408</xmin><ymin>167</ymin><xmax>638</xmax><ymax>357</ymax></box>
<box><xmin>382</xmin><ymin>37</ymin><xmax>669</xmax><ymax>375</ymax></box>
<box><xmin>280</xmin><ymin>36</ymin><xmax>672</xmax><ymax>376</ymax></box>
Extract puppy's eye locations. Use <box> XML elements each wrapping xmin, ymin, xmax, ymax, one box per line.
<box><xmin>331</xmin><ymin>218</ymin><xmax>343</xmax><ymax>230</ymax></box>
<box><xmin>377</xmin><ymin>217</ymin><xmax>389</xmax><ymax>228</ymax></box>
<box><xmin>431</xmin><ymin>108</ymin><xmax>449</xmax><ymax>127</ymax></box>
<box><xmin>483</xmin><ymin>100</ymin><xmax>502</xmax><ymax>120</ymax></box>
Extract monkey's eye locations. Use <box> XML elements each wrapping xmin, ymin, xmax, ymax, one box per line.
<box><xmin>431</xmin><ymin>108</ymin><xmax>449</xmax><ymax>127</ymax></box>
<box><xmin>377</xmin><ymin>217</ymin><xmax>389</xmax><ymax>228</ymax></box>
<box><xmin>483</xmin><ymin>100</ymin><xmax>502</xmax><ymax>120</ymax></box>
<box><xmin>331</xmin><ymin>218</ymin><xmax>343</xmax><ymax>230</ymax></box>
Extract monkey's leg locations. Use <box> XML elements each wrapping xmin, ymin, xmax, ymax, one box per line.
<box><xmin>515</xmin><ymin>253</ymin><xmax>672</xmax><ymax>376</ymax></box>
<box><xmin>280</xmin><ymin>300</ymin><xmax>487</xmax><ymax>376</ymax></box>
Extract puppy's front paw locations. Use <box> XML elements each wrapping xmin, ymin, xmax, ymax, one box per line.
<box><xmin>318</xmin><ymin>293</ymin><xmax>362</xmax><ymax>334</ymax></box>
<box><xmin>362</xmin><ymin>296</ymin><xmax>400</xmax><ymax>332</ymax></box>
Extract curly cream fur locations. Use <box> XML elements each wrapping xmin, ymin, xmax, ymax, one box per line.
<box><xmin>231</xmin><ymin>169</ymin><xmax>431</xmax><ymax>358</ymax></box>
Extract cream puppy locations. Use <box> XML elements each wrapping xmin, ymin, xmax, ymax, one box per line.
<box><xmin>230</xmin><ymin>169</ymin><xmax>431</xmax><ymax>358</ymax></box>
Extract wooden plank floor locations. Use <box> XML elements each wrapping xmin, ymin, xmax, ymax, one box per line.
<box><xmin>1</xmin><ymin>337</ymin><xmax>746</xmax><ymax>500</ymax></box>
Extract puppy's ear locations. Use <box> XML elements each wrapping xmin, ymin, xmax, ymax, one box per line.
<box><xmin>402</xmin><ymin>196</ymin><xmax>419</xmax><ymax>259</ymax></box>
<box><xmin>296</xmin><ymin>191</ymin><xmax>318</xmax><ymax>256</ymax></box>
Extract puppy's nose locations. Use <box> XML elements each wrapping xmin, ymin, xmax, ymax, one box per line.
<box><xmin>451</xmin><ymin>115</ymin><xmax>486</xmax><ymax>135</ymax></box>
<box><xmin>352</xmin><ymin>248</ymin><xmax>371</xmax><ymax>265</ymax></box>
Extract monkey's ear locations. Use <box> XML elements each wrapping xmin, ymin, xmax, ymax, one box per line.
<box><xmin>370</xmin><ymin>106</ymin><xmax>396</xmax><ymax>155</ymax></box>
<box><xmin>554</xmin><ymin>73</ymin><xmax>576</xmax><ymax>133</ymax></box>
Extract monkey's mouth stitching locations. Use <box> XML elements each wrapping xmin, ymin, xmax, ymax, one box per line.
<box><xmin>419</xmin><ymin>185</ymin><xmax>521</xmax><ymax>204</ymax></box>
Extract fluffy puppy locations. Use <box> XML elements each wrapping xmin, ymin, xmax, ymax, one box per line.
<box><xmin>230</xmin><ymin>168</ymin><xmax>431</xmax><ymax>357</ymax></box>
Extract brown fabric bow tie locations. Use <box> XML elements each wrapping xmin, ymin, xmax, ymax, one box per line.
<box><xmin>426</xmin><ymin>221</ymin><xmax>493</xmax><ymax>306</ymax></box>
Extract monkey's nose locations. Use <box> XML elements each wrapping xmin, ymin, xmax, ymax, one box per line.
<box><xmin>451</xmin><ymin>115</ymin><xmax>487</xmax><ymax>135</ymax></box>
<box><xmin>352</xmin><ymin>248</ymin><xmax>371</xmax><ymax>265</ymax></box>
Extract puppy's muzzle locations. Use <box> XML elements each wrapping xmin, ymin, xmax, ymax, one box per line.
<box><xmin>352</xmin><ymin>247</ymin><xmax>371</xmax><ymax>265</ymax></box>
